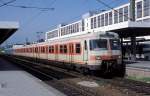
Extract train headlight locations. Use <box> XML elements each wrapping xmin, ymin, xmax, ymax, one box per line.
<box><xmin>96</xmin><ymin>56</ymin><xmax>101</xmax><ymax>60</ymax></box>
<box><xmin>118</xmin><ymin>55</ymin><xmax>121</xmax><ymax>59</ymax></box>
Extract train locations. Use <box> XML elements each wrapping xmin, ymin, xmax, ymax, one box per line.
<box><xmin>5</xmin><ymin>31</ymin><xmax>125</xmax><ymax>77</ymax></box>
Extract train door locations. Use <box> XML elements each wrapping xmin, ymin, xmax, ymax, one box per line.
<box><xmin>83</xmin><ymin>40</ymin><xmax>88</xmax><ymax>63</ymax></box>
<box><xmin>69</xmin><ymin>43</ymin><xmax>74</xmax><ymax>63</ymax></box>
<box><xmin>55</xmin><ymin>45</ymin><xmax>58</xmax><ymax>60</ymax></box>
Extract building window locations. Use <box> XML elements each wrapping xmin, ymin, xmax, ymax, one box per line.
<box><xmin>144</xmin><ymin>0</ymin><xmax>150</xmax><ymax>17</ymax></box>
<box><xmin>119</xmin><ymin>8</ymin><xmax>123</xmax><ymax>22</ymax></box>
<box><xmin>137</xmin><ymin>1</ymin><xmax>142</xmax><ymax>18</ymax></box>
<box><xmin>114</xmin><ymin>10</ymin><xmax>118</xmax><ymax>24</ymax></box>
<box><xmin>94</xmin><ymin>17</ymin><xmax>97</xmax><ymax>28</ymax></box>
<box><xmin>101</xmin><ymin>14</ymin><xmax>104</xmax><ymax>26</ymax></box>
<box><xmin>47</xmin><ymin>30</ymin><xmax>58</xmax><ymax>39</ymax></box>
<box><xmin>77</xmin><ymin>23</ymin><xmax>79</xmax><ymax>32</ymax></box>
<box><xmin>124</xmin><ymin>6</ymin><xmax>128</xmax><ymax>21</ymax></box>
<box><xmin>70</xmin><ymin>25</ymin><xmax>72</xmax><ymax>33</ymax></box>
<box><xmin>91</xmin><ymin>18</ymin><xmax>94</xmax><ymax>29</ymax></box>
<box><xmin>105</xmin><ymin>13</ymin><xmax>108</xmax><ymax>26</ymax></box>
<box><xmin>98</xmin><ymin>15</ymin><xmax>101</xmax><ymax>27</ymax></box>
<box><xmin>75</xmin><ymin>43</ymin><xmax>81</xmax><ymax>54</ymax></box>
<box><xmin>109</xmin><ymin>12</ymin><xmax>112</xmax><ymax>25</ymax></box>
<box><xmin>82</xmin><ymin>20</ymin><xmax>85</xmax><ymax>31</ymax></box>
<box><xmin>68</xmin><ymin>26</ymin><xmax>71</xmax><ymax>34</ymax></box>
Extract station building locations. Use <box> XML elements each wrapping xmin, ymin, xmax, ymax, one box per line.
<box><xmin>45</xmin><ymin>0</ymin><xmax>150</xmax><ymax>60</ymax></box>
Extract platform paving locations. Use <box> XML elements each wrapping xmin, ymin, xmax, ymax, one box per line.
<box><xmin>0</xmin><ymin>57</ymin><xmax>65</xmax><ymax>96</ymax></box>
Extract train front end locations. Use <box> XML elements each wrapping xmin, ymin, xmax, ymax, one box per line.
<box><xmin>89</xmin><ymin>32</ymin><xmax>125</xmax><ymax>76</ymax></box>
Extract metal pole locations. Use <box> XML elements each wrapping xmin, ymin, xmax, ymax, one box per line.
<box><xmin>120</xmin><ymin>37</ymin><xmax>124</xmax><ymax>64</ymax></box>
<box><xmin>130</xmin><ymin>0</ymin><xmax>136</xmax><ymax>61</ymax></box>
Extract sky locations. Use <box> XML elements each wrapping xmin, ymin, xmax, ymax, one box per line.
<box><xmin>0</xmin><ymin>0</ymin><xmax>129</xmax><ymax>45</ymax></box>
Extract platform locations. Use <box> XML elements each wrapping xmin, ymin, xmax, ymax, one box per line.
<box><xmin>125</xmin><ymin>60</ymin><xmax>150</xmax><ymax>78</ymax></box>
<box><xmin>126</xmin><ymin>60</ymin><xmax>150</xmax><ymax>69</ymax></box>
<box><xmin>0</xmin><ymin>57</ymin><xmax>65</xmax><ymax>96</ymax></box>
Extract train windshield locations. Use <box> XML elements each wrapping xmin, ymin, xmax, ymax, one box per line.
<box><xmin>109</xmin><ymin>39</ymin><xmax>121</xmax><ymax>50</ymax></box>
<box><xmin>90</xmin><ymin>39</ymin><xmax>108</xmax><ymax>51</ymax></box>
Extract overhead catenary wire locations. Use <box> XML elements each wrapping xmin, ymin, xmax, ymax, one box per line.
<box><xmin>18</xmin><ymin>0</ymin><xmax>57</xmax><ymax>39</ymax></box>
<box><xmin>0</xmin><ymin>0</ymin><xmax>54</xmax><ymax>10</ymax></box>
<box><xmin>0</xmin><ymin>0</ymin><xmax>16</xmax><ymax>7</ymax></box>
<box><xmin>6</xmin><ymin>4</ymin><xmax>55</xmax><ymax>10</ymax></box>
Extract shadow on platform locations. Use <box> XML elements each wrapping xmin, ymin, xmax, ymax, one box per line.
<box><xmin>0</xmin><ymin>57</ymin><xmax>22</xmax><ymax>71</ymax></box>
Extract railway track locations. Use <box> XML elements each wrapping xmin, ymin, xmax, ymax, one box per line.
<box><xmin>2</xmin><ymin>54</ymin><xmax>150</xmax><ymax>96</ymax></box>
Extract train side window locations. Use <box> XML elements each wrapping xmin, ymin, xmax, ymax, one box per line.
<box><xmin>41</xmin><ymin>47</ymin><xmax>42</xmax><ymax>53</ymax></box>
<box><xmin>84</xmin><ymin>40</ymin><xmax>87</xmax><ymax>50</ymax></box>
<box><xmin>49</xmin><ymin>46</ymin><xmax>51</xmax><ymax>53</ymax></box>
<box><xmin>64</xmin><ymin>45</ymin><xmax>67</xmax><ymax>53</ymax></box>
<box><xmin>76</xmin><ymin>43</ymin><xmax>81</xmax><ymax>53</ymax></box>
<box><xmin>60</xmin><ymin>45</ymin><xmax>63</xmax><ymax>53</ymax></box>
<box><xmin>43</xmin><ymin>47</ymin><xmax>45</xmax><ymax>53</ymax></box>
<box><xmin>52</xmin><ymin>46</ymin><xmax>54</xmax><ymax>53</ymax></box>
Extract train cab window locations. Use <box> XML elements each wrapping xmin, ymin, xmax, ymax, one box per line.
<box><xmin>90</xmin><ymin>39</ymin><xmax>108</xmax><ymax>50</ymax></box>
<box><xmin>110</xmin><ymin>39</ymin><xmax>121</xmax><ymax>50</ymax></box>
<box><xmin>75</xmin><ymin>43</ymin><xmax>81</xmax><ymax>53</ymax></box>
<box><xmin>64</xmin><ymin>45</ymin><xmax>67</xmax><ymax>53</ymax></box>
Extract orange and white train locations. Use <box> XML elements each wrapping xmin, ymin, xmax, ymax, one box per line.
<box><xmin>11</xmin><ymin>31</ymin><xmax>125</xmax><ymax>76</ymax></box>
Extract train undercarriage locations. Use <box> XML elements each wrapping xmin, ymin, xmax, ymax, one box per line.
<box><xmin>9</xmin><ymin>55</ymin><xmax>125</xmax><ymax>77</ymax></box>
